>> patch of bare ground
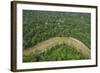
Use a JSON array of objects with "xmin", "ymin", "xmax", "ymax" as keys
[{"xmin": 24, "ymin": 37, "xmax": 90, "ymax": 58}]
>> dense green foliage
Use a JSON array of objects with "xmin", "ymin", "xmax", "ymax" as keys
[
  {"xmin": 23, "ymin": 10, "xmax": 91, "ymax": 49},
  {"xmin": 23, "ymin": 44, "xmax": 89, "ymax": 62}
]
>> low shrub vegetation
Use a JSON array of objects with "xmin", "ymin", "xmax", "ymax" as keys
[{"xmin": 23, "ymin": 44, "xmax": 89, "ymax": 62}]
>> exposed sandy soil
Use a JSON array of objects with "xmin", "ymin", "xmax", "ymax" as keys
[{"xmin": 24, "ymin": 37, "xmax": 90, "ymax": 58}]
